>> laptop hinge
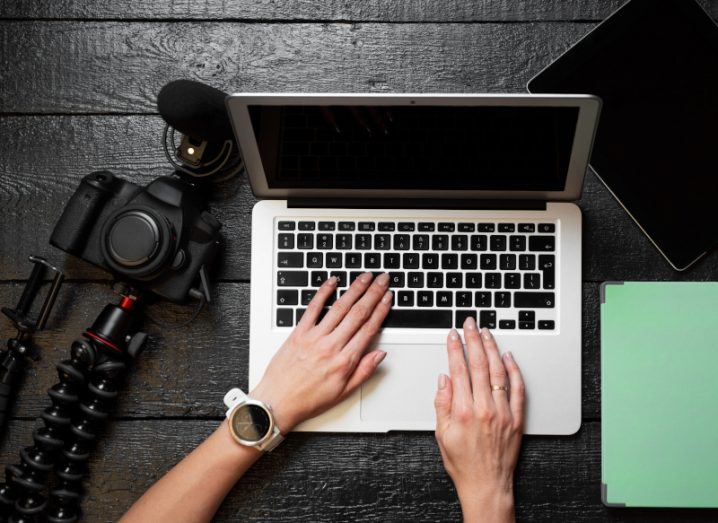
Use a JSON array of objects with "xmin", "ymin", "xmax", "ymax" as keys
[{"xmin": 287, "ymin": 198, "xmax": 547, "ymax": 211}]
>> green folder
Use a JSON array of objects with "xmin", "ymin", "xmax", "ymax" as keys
[{"xmin": 601, "ymin": 282, "xmax": 718, "ymax": 508}]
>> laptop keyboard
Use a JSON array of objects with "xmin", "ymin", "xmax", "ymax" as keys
[{"xmin": 274, "ymin": 219, "xmax": 557, "ymax": 331}]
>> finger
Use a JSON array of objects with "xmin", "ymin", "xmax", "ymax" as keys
[
  {"xmin": 503, "ymin": 351, "xmax": 526, "ymax": 429},
  {"xmin": 330, "ymin": 273, "xmax": 390, "ymax": 345},
  {"xmin": 434, "ymin": 374, "xmax": 453, "ymax": 433},
  {"xmin": 341, "ymin": 350, "xmax": 387, "ymax": 398},
  {"xmin": 480, "ymin": 328, "xmax": 510, "ymax": 411},
  {"xmin": 295, "ymin": 276, "xmax": 338, "ymax": 331},
  {"xmin": 446, "ymin": 329, "xmax": 472, "ymax": 415},
  {"xmin": 342, "ymin": 290, "xmax": 393, "ymax": 357},
  {"xmin": 316, "ymin": 272, "xmax": 374, "ymax": 334},
  {"xmin": 462, "ymin": 316, "xmax": 491, "ymax": 406}
]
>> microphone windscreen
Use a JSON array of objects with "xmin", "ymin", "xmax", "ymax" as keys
[{"xmin": 157, "ymin": 80, "xmax": 234, "ymax": 143}]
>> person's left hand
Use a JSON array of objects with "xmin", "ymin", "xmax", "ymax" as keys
[{"xmin": 250, "ymin": 272, "xmax": 393, "ymax": 432}]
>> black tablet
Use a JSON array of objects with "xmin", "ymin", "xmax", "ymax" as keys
[{"xmin": 529, "ymin": 0, "xmax": 718, "ymax": 271}]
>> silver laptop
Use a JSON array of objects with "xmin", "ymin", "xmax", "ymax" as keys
[{"xmin": 227, "ymin": 94, "xmax": 601, "ymax": 435}]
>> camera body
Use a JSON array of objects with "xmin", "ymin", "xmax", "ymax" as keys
[{"xmin": 50, "ymin": 171, "xmax": 221, "ymax": 303}]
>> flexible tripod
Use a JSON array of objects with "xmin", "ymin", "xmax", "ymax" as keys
[{"xmin": 0, "ymin": 289, "xmax": 148, "ymax": 522}]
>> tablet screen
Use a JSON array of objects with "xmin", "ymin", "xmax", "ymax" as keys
[{"xmin": 529, "ymin": 0, "xmax": 718, "ymax": 270}]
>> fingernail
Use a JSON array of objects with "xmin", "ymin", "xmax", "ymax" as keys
[
  {"xmin": 481, "ymin": 327, "xmax": 492, "ymax": 340},
  {"xmin": 449, "ymin": 329, "xmax": 459, "ymax": 341},
  {"xmin": 360, "ymin": 272, "xmax": 373, "ymax": 284},
  {"xmin": 326, "ymin": 276, "xmax": 337, "ymax": 286},
  {"xmin": 375, "ymin": 350, "xmax": 387, "ymax": 364},
  {"xmin": 464, "ymin": 316, "xmax": 476, "ymax": 330},
  {"xmin": 504, "ymin": 351, "xmax": 514, "ymax": 363},
  {"xmin": 377, "ymin": 272, "xmax": 390, "ymax": 286},
  {"xmin": 438, "ymin": 374, "xmax": 447, "ymax": 390},
  {"xmin": 381, "ymin": 290, "xmax": 393, "ymax": 304}
]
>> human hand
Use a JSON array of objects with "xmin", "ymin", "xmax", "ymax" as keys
[
  {"xmin": 251, "ymin": 272, "xmax": 392, "ymax": 433},
  {"xmin": 434, "ymin": 317, "xmax": 525, "ymax": 523}
]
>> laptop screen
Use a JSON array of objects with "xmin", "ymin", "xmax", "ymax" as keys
[{"xmin": 247, "ymin": 105, "xmax": 579, "ymax": 191}]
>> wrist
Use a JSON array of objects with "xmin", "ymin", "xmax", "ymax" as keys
[
  {"xmin": 248, "ymin": 383, "xmax": 301, "ymax": 433},
  {"xmin": 456, "ymin": 483, "xmax": 515, "ymax": 523}
]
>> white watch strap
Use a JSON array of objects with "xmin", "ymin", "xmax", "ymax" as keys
[{"xmin": 223, "ymin": 387, "xmax": 248, "ymax": 418}]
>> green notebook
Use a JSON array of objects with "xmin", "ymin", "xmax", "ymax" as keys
[{"xmin": 601, "ymin": 282, "xmax": 718, "ymax": 508}]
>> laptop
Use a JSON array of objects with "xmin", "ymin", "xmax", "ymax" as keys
[{"xmin": 226, "ymin": 94, "xmax": 601, "ymax": 435}]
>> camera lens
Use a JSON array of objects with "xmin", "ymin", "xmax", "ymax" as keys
[{"xmin": 106, "ymin": 211, "xmax": 161, "ymax": 267}]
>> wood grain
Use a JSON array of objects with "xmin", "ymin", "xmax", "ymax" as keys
[{"xmin": 1, "ymin": 115, "xmax": 717, "ymax": 282}]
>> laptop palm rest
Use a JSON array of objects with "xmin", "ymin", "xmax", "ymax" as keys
[{"xmin": 360, "ymin": 345, "xmax": 448, "ymax": 427}]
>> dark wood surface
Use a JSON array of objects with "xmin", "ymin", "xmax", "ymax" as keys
[{"xmin": 1, "ymin": 1, "xmax": 717, "ymax": 521}]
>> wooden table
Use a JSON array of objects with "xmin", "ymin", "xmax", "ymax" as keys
[{"xmin": 1, "ymin": 1, "xmax": 717, "ymax": 520}]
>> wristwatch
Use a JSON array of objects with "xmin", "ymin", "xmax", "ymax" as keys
[{"xmin": 223, "ymin": 388, "xmax": 284, "ymax": 452}]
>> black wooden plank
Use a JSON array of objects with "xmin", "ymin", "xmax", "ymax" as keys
[
  {"xmin": 2, "ymin": 0, "xmax": 717, "ymax": 22},
  {"xmin": 1, "ymin": 115, "xmax": 717, "ymax": 282},
  {"xmin": 0, "ymin": 281, "xmax": 601, "ymax": 420},
  {"xmin": 1, "ymin": 419, "xmax": 716, "ymax": 522},
  {"xmin": 0, "ymin": 22, "xmax": 596, "ymax": 114}
]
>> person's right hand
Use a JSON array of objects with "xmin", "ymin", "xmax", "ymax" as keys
[{"xmin": 434, "ymin": 317, "xmax": 525, "ymax": 523}]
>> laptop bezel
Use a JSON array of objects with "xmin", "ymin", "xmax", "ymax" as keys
[{"xmin": 226, "ymin": 93, "xmax": 601, "ymax": 201}]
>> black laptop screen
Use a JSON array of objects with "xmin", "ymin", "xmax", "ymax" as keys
[{"xmin": 248, "ymin": 105, "xmax": 579, "ymax": 191}]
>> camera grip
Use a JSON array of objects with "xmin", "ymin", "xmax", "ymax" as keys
[{"xmin": 50, "ymin": 171, "xmax": 115, "ymax": 254}]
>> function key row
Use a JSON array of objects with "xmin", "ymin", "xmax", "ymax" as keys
[{"xmin": 278, "ymin": 220, "xmax": 556, "ymax": 233}]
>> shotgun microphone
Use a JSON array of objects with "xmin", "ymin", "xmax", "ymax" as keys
[{"xmin": 157, "ymin": 79, "xmax": 243, "ymax": 182}]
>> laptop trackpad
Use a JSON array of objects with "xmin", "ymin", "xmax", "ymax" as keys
[{"xmin": 360, "ymin": 345, "xmax": 448, "ymax": 427}]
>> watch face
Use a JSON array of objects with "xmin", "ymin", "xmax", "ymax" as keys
[{"xmin": 231, "ymin": 403, "xmax": 271, "ymax": 443}]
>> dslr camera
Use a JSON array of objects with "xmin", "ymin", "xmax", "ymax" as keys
[{"xmin": 50, "ymin": 171, "xmax": 221, "ymax": 303}]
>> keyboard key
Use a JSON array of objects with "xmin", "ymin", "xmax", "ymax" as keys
[
  {"xmin": 278, "ymin": 271, "xmax": 308, "ymax": 287},
  {"xmin": 458, "ymin": 223, "xmax": 475, "ymax": 232},
  {"xmin": 307, "ymin": 253, "xmax": 323, "ymax": 268},
  {"xmin": 384, "ymin": 253, "xmax": 400, "ymax": 269},
  {"xmin": 519, "ymin": 321, "xmax": 534, "ymax": 330},
  {"xmin": 466, "ymin": 273, "xmax": 482, "ymax": 288},
  {"xmin": 364, "ymin": 253, "xmax": 381, "ymax": 268},
  {"xmin": 498, "ymin": 223, "xmax": 515, "ymax": 233},
  {"xmin": 359, "ymin": 222, "xmax": 375, "ymax": 231},
  {"xmin": 538, "ymin": 320, "xmax": 555, "ymax": 330},
  {"xmin": 524, "ymin": 273, "xmax": 541, "ymax": 290},
  {"xmin": 389, "ymin": 272, "xmax": 405, "ymax": 288},
  {"xmin": 479, "ymin": 310, "xmax": 496, "ymax": 329},
  {"xmin": 356, "ymin": 234, "xmax": 371, "ymax": 250},
  {"xmin": 276, "ymin": 308, "xmax": 293, "ymax": 327},
  {"xmin": 408, "ymin": 272, "xmax": 424, "ymax": 288},
  {"xmin": 504, "ymin": 273, "xmax": 521, "ymax": 289},
  {"xmin": 349, "ymin": 271, "xmax": 363, "ymax": 284},
  {"xmin": 441, "ymin": 253, "xmax": 458, "ymax": 270},
  {"xmin": 338, "ymin": 221, "xmax": 355, "ymax": 231},
  {"xmin": 427, "ymin": 272, "xmax": 443, "ymax": 288},
  {"xmin": 297, "ymin": 234, "xmax": 314, "ymax": 249},
  {"xmin": 529, "ymin": 236, "xmax": 555, "ymax": 252},
  {"xmin": 436, "ymin": 292, "xmax": 453, "ymax": 307},
  {"xmin": 278, "ymin": 233, "xmax": 295, "ymax": 250},
  {"xmin": 278, "ymin": 252, "xmax": 303, "ymax": 268},
  {"xmin": 438, "ymin": 223, "xmax": 455, "ymax": 232},
  {"xmin": 475, "ymin": 292, "xmax": 492, "ymax": 307},
  {"xmin": 515, "ymin": 292, "xmax": 555, "ymax": 308},
  {"xmin": 417, "ymin": 291, "xmax": 433, "ymax": 307},
  {"xmin": 298, "ymin": 221, "xmax": 316, "ymax": 231},
  {"xmin": 384, "ymin": 309, "xmax": 451, "ymax": 328},
  {"xmin": 374, "ymin": 234, "xmax": 391, "ymax": 250},
  {"xmin": 509, "ymin": 235, "xmax": 526, "ymax": 251},
  {"xmin": 455, "ymin": 310, "xmax": 477, "ymax": 327},
  {"xmin": 403, "ymin": 253, "xmax": 420, "ymax": 269},
  {"xmin": 278, "ymin": 221, "xmax": 296, "ymax": 231},
  {"xmin": 480, "ymin": 254, "xmax": 497, "ymax": 270},
  {"xmin": 518, "ymin": 223, "xmax": 535, "ymax": 233},
  {"xmin": 490, "ymin": 235, "xmax": 507, "ymax": 251},
  {"xmin": 296, "ymin": 307, "xmax": 330, "ymax": 323},
  {"xmin": 519, "ymin": 311, "xmax": 535, "ymax": 322},
  {"xmin": 398, "ymin": 222, "xmax": 415, "ymax": 232},
  {"xmin": 519, "ymin": 254, "xmax": 536, "ymax": 271},
  {"xmin": 432, "ymin": 235, "xmax": 449, "ymax": 250},
  {"xmin": 301, "ymin": 289, "xmax": 316, "ymax": 305},
  {"xmin": 398, "ymin": 291, "xmax": 414, "ymax": 307},
  {"xmin": 336, "ymin": 234, "xmax": 352, "ymax": 250},
  {"xmin": 345, "ymin": 253, "xmax": 362, "ymax": 268},
  {"xmin": 277, "ymin": 290, "xmax": 298, "ymax": 306},
  {"xmin": 456, "ymin": 291, "xmax": 472, "ymax": 307},
  {"xmin": 539, "ymin": 254, "xmax": 555, "ymax": 289},
  {"xmin": 499, "ymin": 254, "xmax": 516, "ymax": 271},
  {"xmin": 326, "ymin": 253, "xmax": 342, "ymax": 268},
  {"xmin": 418, "ymin": 222, "xmax": 435, "ymax": 232},
  {"xmin": 461, "ymin": 254, "xmax": 478, "ymax": 270},
  {"xmin": 330, "ymin": 271, "xmax": 347, "ymax": 287},
  {"xmin": 378, "ymin": 222, "xmax": 395, "ymax": 232},
  {"xmin": 311, "ymin": 271, "xmax": 328, "ymax": 287},
  {"xmin": 318, "ymin": 221, "xmax": 335, "ymax": 231},
  {"xmin": 446, "ymin": 272, "xmax": 463, "ymax": 288},
  {"xmin": 393, "ymin": 235, "xmax": 410, "ymax": 250},
  {"xmin": 422, "ymin": 253, "xmax": 439, "ymax": 269},
  {"xmin": 451, "ymin": 235, "xmax": 468, "ymax": 251},
  {"xmin": 495, "ymin": 292, "xmax": 511, "ymax": 308},
  {"xmin": 538, "ymin": 223, "xmax": 555, "ymax": 233},
  {"xmin": 471, "ymin": 235, "xmax": 487, "ymax": 251},
  {"xmin": 499, "ymin": 319, "xmax": 516, "ymax": 329},
  {"xmin": 413, "ymin": 235, "xmax": 430, "ymax": 250},
  {"xmin": 485, "ymin": 272, "xmax": 501, "ymax": 289},
  {"xmin": 478, "ymin": 223, "xmax": 495, "ymax": 232}
]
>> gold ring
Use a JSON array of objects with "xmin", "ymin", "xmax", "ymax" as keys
[{"xmin": 491, "ymin": 385, "xmax": 508, "ymax": 391}]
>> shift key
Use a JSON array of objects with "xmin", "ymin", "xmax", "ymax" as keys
[
  {"xmin": 514, "ymin": 292, "xmax": 555, "ymax": 308},
  {"xmin": 277, "ymin": 271, "xmax": 308, "ymax": 287}
]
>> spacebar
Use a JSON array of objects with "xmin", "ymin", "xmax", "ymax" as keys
[{"xmin": 382, "ymin": 310, "xmax": 453, "ymax": 328}]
